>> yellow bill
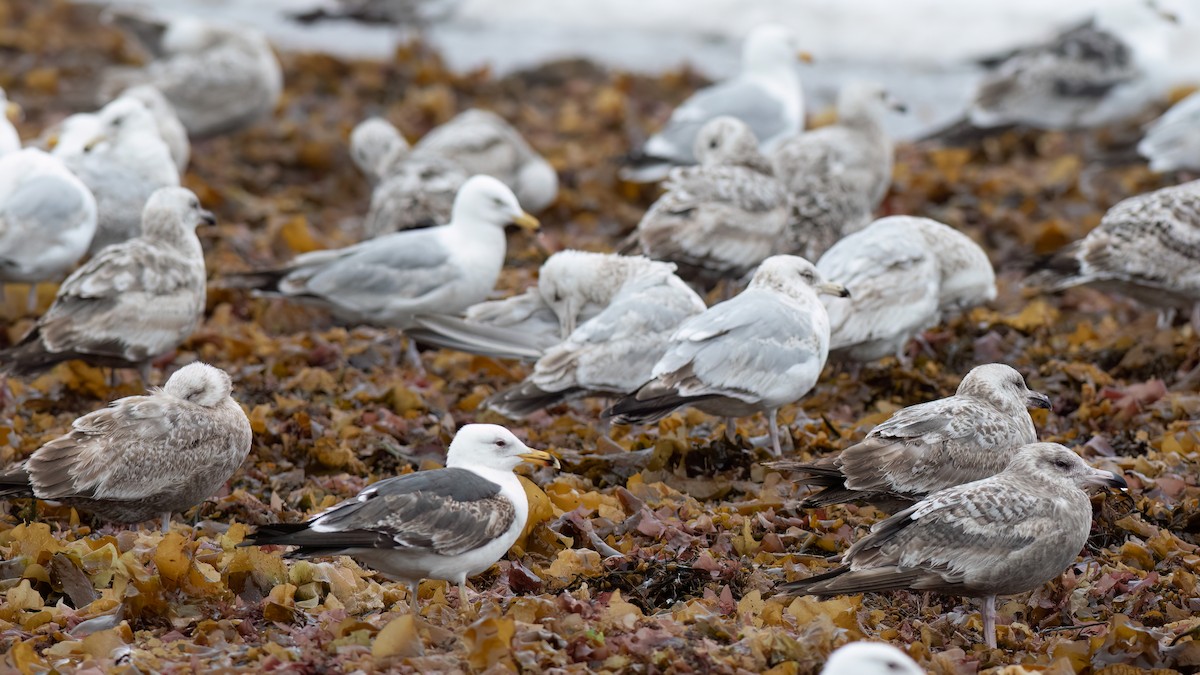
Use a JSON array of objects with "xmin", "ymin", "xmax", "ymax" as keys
[{"xmin": 519, "ymin": 449, "xmax": 560, "ymax": 469}]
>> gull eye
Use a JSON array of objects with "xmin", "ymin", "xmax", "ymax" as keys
[
  {"xmin": 1052, "ymin": 458, "xmax": 1071, "ymax": 470},
  {"xmin": 708, "ymin": 138, "xmax": 719, "ymax": 149},
  {"xmin": 495, "ymin": 439, "xmax": 507, "ymax": 447}
]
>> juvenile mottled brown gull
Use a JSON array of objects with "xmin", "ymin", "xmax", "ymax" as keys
[
  {"xmin": 770, "ymin": 363, "xmax": 1050, "ymax": 509},
  {"xmin": 821, "ymin": 643, "xmax": 924, "ymax": 675},
  {"xmin": 621, "ymin": 24, "xmax": 806, "ymax": 183},
  {"xmin": 635, "ymin": 116, "xmax": 788, "ymax": 284},
  {"xmin": 779, "ymin": 442, "xmax": 1127, "ymax": 649},
  {"xmin": 771, "ymin": 81, "xmax": 904, "ymax": 259},
  {"xmin": 1139, "ymin": 91, "xmax": 1200, "ymax": 173},
  {"xmin": 0, "ymin": 187, "xmax": 211, "ymax": 380},
  {"xmin": 244, "ymin": 424, "xmax": 559, "ymax": 613},
  {"xmin": 817, "ymin": 216, "xmax": 995, "ymax": 362},
  {"xmin": 604, "ymin": 255, "xmax": 847, "ymax": 456},
  {"xmin": 1028, "ymin": 179, "xmax": 1200, "ymax": 327},
  {"xmin": 99, "ymin": 13, "xmax": 283, "ymax": 137},
  {"xmin": 0, "ymin": 362, "xmax": 251, "ymax": 532}
]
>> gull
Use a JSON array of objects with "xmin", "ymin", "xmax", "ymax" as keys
[
  {"xmin": 53, "ymin": 97, "xmax": 180, "ymax": 254},
  {"xmin": 1027, "ymin": 178, "xmax": 1200, "ymax": 327},
  {"xmin": 634, "ymin": 116, "xmax": 789, "ymax": 285},
  {"xmin": 244, "ymin": 424, "xmax": 559, "ymax": 613},
  {"xmin": 604, "ymin": 255, "xmax": 847, "ymax": 456},
  {"xmin": 1138, "ymin": 91, "xmax": 1200, "ymax": 173},
  {"xmin": 115, "ymin": 85, "xmax": 191, "ymax": 173},
  {"xmin": 770, "ymin": 363, "xmax": 1051, "ymax": 509},
  {"xmin": 100, "ymin": 12, "xmax": 283, "ymax": 137},
  {"xmin": 0, "ymin": 148, "xmax": 98, "ymax": 309},
  {"xmin": 817, "ymin": 216, "xmax": 995, "ymax": 362},
  {"xmin": 821, "ymin": 643, "xmax": 924, "ymax": 675},
  {"xmin": 621, "ymin": 24, "xmax": 806, "ymax": 183},
  {"xmin": 778, "ymin": 443, "xmax": 1128, "ymax": 649},
  {"xmin": 0, "ymin": 362, "xmax": 251, "ymax": 532},
  {"xmin": 771, "ymin": 81, "xmax": 904, "ymax": 259},
  {"xmin": 0, "ymin": 88, "xmax": 20, "ymax": 156},
  {"xmin": 0, "ymin": 187, "xmax": 211, "ymax": 380}
]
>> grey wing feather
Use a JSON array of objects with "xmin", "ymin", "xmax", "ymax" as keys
[{"xmin": 651, "ymin": 79, "xmax": 789, "ymax": 163}]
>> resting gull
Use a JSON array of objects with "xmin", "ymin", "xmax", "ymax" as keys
[
  {"xmin": 485, "ymin": 254, "xmax": 706, "ymax": 418},
  {"xmin": 0, "ymin": 187, "xmax": 211, "ymax": 380},
  {"xmin": 634, "ymin": 116, "xmax": 788, "ymax": 285},
  {"xmin": 0, "ymin": 88, "xmax": 19, "ymax": 156},
  {"xmin": 771, "ymin": 81, "xmax": 904, "ymax": 259},
  {"xmin": 0, "ymin": 149, "xmax": 98, "ymax": 307},
  {"xmin": 115, "ymin": 85, "xmax": 191, "ymax": 173},
  {"xmin": 821, "ymin": 643, "xmax": 924, "ymax": 675},
  {"xmin": 817, "ymin": 216, "xmax": 995, "ymax": 362},
  {"xmin": 621, "ymin": 24, "xmax": 805, "ymax": 183},
  {"xmin": 770, "ymin": 363, "xmax": 1051, "ymax": 509},
  {"xmin": 244, "ymin": 423, "xmax": 559, "ymax": 613},
  {"xmin": 0, "ymin": 362, "xmax": 251, "ymax": 532},
  {"xmin": 100, "ymin": 12, "xmax": 283, "ymax": 137},
  {"xmin": 1027, "ymin": 179, "xmax": 1200, "ymax": 327},
  {"xmin": 779, "ymin": 442, "xmax": 1127, "ymax": 649},
  {"xmin": 53, "ymin": 97, "xmax": 180, "ymax": 254},
  {"xmin": 604, "ymin": 255, "xmax": 846, "ymax": 456},
  {"xmin": 1138, "ymin": 91, "xmax": 1200, "ymax": 173}
]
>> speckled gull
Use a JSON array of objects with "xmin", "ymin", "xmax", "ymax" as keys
[
  {"xmin": 769, "ymin": 364, "xmax": 1051, "ymax": 509},
  {"xmin": 1138, "ymin": 91, "xmax": 1200, "ymax": 173},
  {"xmin": 485, "ymin": 254, "xmax": 706, "ymax": 418},
  {"xmin": 1027, "ymin": 179, "xmax": 1200, "ymax": 327},
  {"xmin": 244, "ymin": 424, "xmax": 559, "ymax": 613},
  {"xmin": 53, "ymin": 97, "xmax": 180, "ymax": 254},
  {"xmin": 821, "ymin": 643, "xmax": 924, "ymax": 675},
  {"xmin": 604, "ymin": 255, "xmax": 846, "ymax": 456},
  {"xmin": 779, "ymin": 442, "xmax": 1127, "ymax": 649},
  {"xmin": 100, "ymin": 12, "xmax": 283, "ymax": 137},
  {"xmin": 0, "ymin": 88, "xmax": 20, "ymax": 156},
  {"xmin": 0, "ymin": 149, "xmax": 98, "ymax": 306},
  {"xmin": 0, "ymin": 187, "xmax": 211, "ymax": 381},
  {"xmin": 634, "ymin": 116, "xmax": 789, "ymax": 284},
  {"xmin": 771, "ymin": 81, "xmax": 903, "ymax": 260},
  {"xmin": 817, "ymin": 216, "xmax": 996, "ymax": 362},
  {"xmin": 229, "ymin": 176, "xmax": 539, "ymax": 330},
  {"xmin": 0, "ymin": 362, "xmax": 251, "ymax": 533},
  {"xmin": 621, "ymin": 24, "xmax": 806, "ymax": 183}
]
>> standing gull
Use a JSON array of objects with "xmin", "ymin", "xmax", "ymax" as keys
[
  {"xmin": 821, "ymin": 643, "xmax": 924, "ymax": 675},
  {"xmin": 244, "ymin": 424, "xmax": 559, "ymax": 613},
  {"xmin": 817, "ymin": 216, "xmax": 995, "ymax": 362},
  {"xmin": 0, "ymin": 187, "xmax": 211, "ymax": 380},
  {"xmin": 1138, "ymin": 91, "xmax": 1200, "ymax": 173},
  {"xmin": 771, "ymin": 81, "xmax": 904, "ymax": 259},
  {"xmin": 621, "ymin": 24, "xmax": 806, "ymax": 183},
  {"xmin": 100, "ymin": 13, "xmax": 283, "ymax": 137},
  {"xmin": 604, "ymin": 255, "xmax": 847, "ymax": 456},
  {"xmin": 1027, "ymin": 179, "xmax": 1200, "ymax": 327},
  {"xmin": 53, "ymin": 97, "xmax": 180, "ymax": 254},
  {"xmin": 779, "ymin": 443, "xmax": 1128, "ymax": 649},
  {"xmin": 770, "ymin": 363, "xmax": 1051, "ymax": 509},
  {"xmin": 634, "ymin": 116, "xmax": 789, "ymax": 285},
  {"xmin": 0, "ymin": 362, "xmax": 251, "ymax": 532}
]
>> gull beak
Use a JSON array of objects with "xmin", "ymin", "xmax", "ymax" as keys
[
  {"xmin": 510, "ymin": 211, "xmax": 540, "ymax": 231},
  {"xmin": 818, "ymin": 281, "xmax": 850, "ymax": 298},
  {"xmin": 1026, "ymin": 391, "xmax": 1052, "ymax": 409},
  {"xmin": 1085, "ymin": 467, "xmax": 1129, "ymax": 490},
  {"xmin": 199, "ymin": 209, "xmax": 217, "ymax": 226},
  {"xmin": 83, "ymin": 132, "xmax": 108, "ymax": 153},
  {"xmin": 519, "ymin": 449, "xmax": 560, "ymax": 469},
  {"xmin": 4, "ymin": 101, "xmax": 22, "ymax": 123},
  {"xmin": 797, "ymin": 50, "xmax": 814, "ymax": 64},
  {"xmin": 561, "ymin": 297, "xmax": 578, "ymax": 338}
]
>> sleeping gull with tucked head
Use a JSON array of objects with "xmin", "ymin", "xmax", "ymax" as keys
[
  {"xmin": 0, "ymin": 362, "xmax": 252, "ymax": 532},
  {"xmin": 779, "ymin": 442, "xmax": 1127, "ymax": 649},
  {"xmin": 821, "ymin": 643, "xmax": 924, "ymax": 675},
  {"xmin": 244, "ymin": 424, "xmax": 559, "ymax": 613},
  {"xmin": 770, "ymin": 363, "xmax": 1051, "ymax": 509},
  {"xmin": 604, "ymin": 255, "xmax": 846, "ymax": 456},
  {"xmin": 621, "ymin": 24, "xmax": 806, "ymax": 183},
  {"xmin": 0, "ymin": 187, "xmax": 210, "ymax": 381}
]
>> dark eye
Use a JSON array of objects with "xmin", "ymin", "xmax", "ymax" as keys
[
  {"xmin": 493, "ymin": 198, "xmax": 504, "ymax": 207},
  {"xmin": 708, "ymin": 138, "xmax": 719, "ymax": 149},
  {"xmin": 553, "ymin": 292, "xmax": 563, "ymax": 302},
  {"xmin": 190, "ymin": 200, "xmax": 199, "ymax": 209},
  {"xmin": 112, "ymin": 116, "xmax": 124, "ymax": 127},
  {"xmin": 1053, "ymin": 459, "xmax": 1071, "ymax": 470},
  {"xmin": 495, "ymin": 439, "xmax": 507, "ymax": 447},
  {"xmin": 886, "ymin": 663, "xmax": 903, "ymax": 672}
]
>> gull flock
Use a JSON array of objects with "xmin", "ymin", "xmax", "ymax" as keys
[{"xmin": 1, "ymin": 5, "xmax": 1198, "ymax": 670}]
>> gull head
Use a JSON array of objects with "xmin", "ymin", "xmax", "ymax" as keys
[
  {"xmin": 693, "ymin": 116, "xmax": 761, "ymax": 166},
  {"xmin": 451, "ymin": 175, "xmax": 539, "ymax": 231},
  {"xmin": 751, "ymin": 255, "xmax": 849, "ymax": 299},
  {"xmin": 118, "ymin": 85, "xmax": 178, "ymax": 122},
  {"xmin": 162, "ymin": 16, "xmax": 222, "ymax": 53},
  {"xmin": 141, "ymin": 186, "xmax": 216, "ymax": 239},
  {"xmin": 956, "ymin": 363, "xmax": 1051, "ymax": 414},
  {"xmin": 742, "ymin": 24, "xmax": 803, "ymax": 73},
  {"xmin": 81, "ymin": 98, "xmax": 159, "ymax": 152},
  {"xmin": 163, "ymin": 362, "xmax": 233, "ymax": 408},
  {"xmin": 1007, "ymin": 443, "xmax": 1128, "ymax": 491},
  {"xmin": 838, "ymin": 81, "xmax": 907, "ymax": 122},
  {"xmin": 821, "ymin": 642, "xmax": 924, "ymax": 675},
  {"xmin": 350, "ymin": 117, "xmax": 409, "ymax": 180},
  {"xmin": 445, "ymin": 424, "xmax": 560, "ymax": 472},
  {"xmin": 537, "ymin": 251, "xmax": 651, "ymax": 336}
]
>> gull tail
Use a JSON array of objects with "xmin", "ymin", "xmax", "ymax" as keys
[
  {"xmin": 777, "ymin": 566, "xmax": 928, "ymax": 597},
  {"xmin": 602, "ymin": 380, "xmax": 718, "ymax": 425},
  {"xmin": 406, "ymin": 315, "xmax": 556, "ymax": 361},
  {"xmin": 1023, "ymin": 242, "xmax": 1089, "ymax": 293},
  {"xmin": 764, "ymin": 459, "xmax": 859, "ymax": 507},
  {"xmin": 0, "ymin": 328, "xmax": 67, "ymax": 378},
  {"xmin": 0, "ymin": 465, "xmax": 34, "ymax": 499},
  {"xmin": 617, "ymin": 149, "xmax": 677, "ymax": 184},
  {"xmin": 485, "ymin": 382, "xmax": 585, "ymax": 419}
]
